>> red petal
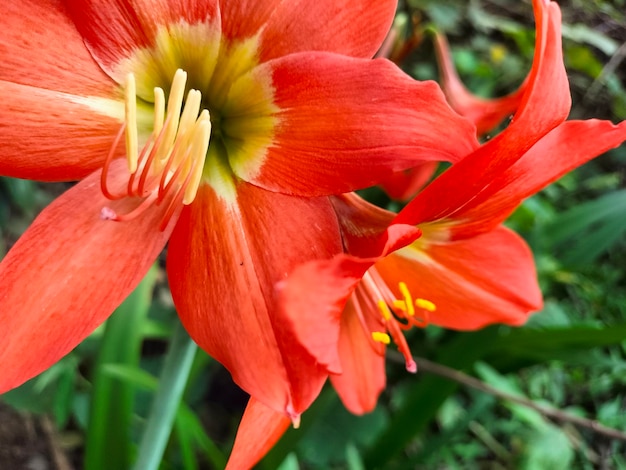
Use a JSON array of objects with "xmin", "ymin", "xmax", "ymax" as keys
[
  {"xmin": 64, "ymin": 0, "xmax": 220, "ymax": 77},
  {"xmin": 226, "ymin": 398, "xmax": 291, "ymax": 470},
  {"xmin": 0, "ymin": 81, "xmax": 123, "ymax": 181},
  {"xmin": 329, "ymin": 296, "xmax": 386, "ymax": 415},
  {"xmin": 277, "ymin": 257, "xmax": 370, "ymax": 375},
  {"xmin": 330, "ymin": 193, "xmax": 422, "ymax": 258},
  {"xmin": 395, "ymin": 0, "xmax": 569, "ymax": 226},
  {"xmin": 254, "ymin": 0, "xmax": 396, "ymax": 62},
  {"xmin": 448, "ymin": 120, "xmax": 626, "ymax": 239},
  {"xmin": 1, "ymin": 0, "xmax": 115, "ymax": 96},
  {"xmin": 433, "ymin": 32, "xmax": 526, "ymax": 137},
  {"xmin": 167, "ymin": 182, "xmax": 341, "ymax": 415},
  {"xmin": 377, "ymin": 226, "xmax": 542, "ymax": 330},
  {"xmin": 245, "ymin": 54, "xmax": 478, "ymax": 196},
  {"xmin": 378, "ymin": 162, "xmax": 438, "ymax": 201},
  {"xmin": 0, "ymin": 161, "xmax": 173, "ymax": 393},
  {"xmin": 279, "ymin": 221, "xmax": 421, "ymax": 374}
]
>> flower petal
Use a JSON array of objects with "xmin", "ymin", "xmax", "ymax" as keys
[
  {"xmin": 241, "ymin": 53, "xmax": 478, "ymax": 196},
  {"xmin": 1, "ymin": 0, "xmax": 115, "ymax": 96},
  {"xmin": 378, "ymin": 226, "xmax": 542, "ymax": 330},
  {"xmin": 433, "ymin": 32, "xmax": 526, "ymax": 137},
  {"xmin": 0, "ymin": 81, "xmax": 123, "ymax": 181},
  {"xmin": 395, "ymin": 0, "xmax": 569, "ymax": 226},
  {"xmin": 277, "ymin": 257, "xmax": 369, "ymax": 375},
  {"xmin": 64, "ymin": 0, "xmax": 220, "ymax": 77},
  {"xmin": 329, "ymin": 296, "xmax": 386, "ymax": 415},
  {"xmin": 448, "ymin": 119, "xmax": 626, "ymax": 239},
  {"xmin": 226, "ymin": 398, "xmax": 291, "ymax": 470},
  {"xmin": 254, "ymin": 0, "xmax": 397, "ymax": 61},
  {"xmin": 279, "ymin": 221, "xmax": 421, "ymax": 373},
  {"xmin": 378, "ymin": 162, "xmax": 439, "ymax": 201},
  {"xmin": 167, "ymin": 182, "xmax": 341, "ymax": 415},
  {"xmin": 0, "ymin": 161, "xmax": 174, "ymax": 394}
]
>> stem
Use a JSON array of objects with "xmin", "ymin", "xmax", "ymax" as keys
[
  {"xmin": 133, "ymin": 319, "xmax": 198, "ymax": 470},
  {"xmin": 388, "ymin": 351, "xmax": 626, "ymax": 442}
]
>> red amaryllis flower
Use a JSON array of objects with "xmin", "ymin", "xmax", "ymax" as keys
[
  {"xmin": 279, "ymin": 0, "xmax": 626, "ymax": 415},
  {"xmin": 223, "ymin": 2, "xmax": 626, "ymax": 460},
  {"xmin": 0, "ymin": 0, "xmax": 479, "ymax": 420}
]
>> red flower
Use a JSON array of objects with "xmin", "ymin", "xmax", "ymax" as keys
[
  {"xmin": 223, "ymin": 3, "xmax": 626, "ymax": 460},
  {"xmin": 0, "ymin": 0, "xmax": 479, "ymax": 422},
  {"xmin": 282, "ymin": 0, "xmax": 626, "ymax": 415}
]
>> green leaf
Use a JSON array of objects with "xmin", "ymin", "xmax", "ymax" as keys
[
  {"xmin": 132, "ymin": 320, "xmax": 198, "ymax": 470},
  {"xmin": 541, "ymin": 190, "xmax": 626, "ymax": 266},
  {"xmin": 364, "ymin": 327, "xmax": 500, "ymax": 468},
  {"xmin": 518, "ymin": 425, "xmax": 574, "ymax": 470},
  {"xmin": 561, "ymin": 23, "xmax": 619, "ymax": 56},
  {"xmin": 345, "ymin": 442, "xmax": 366, "ymax": 470},
  {"xmin": 493, "ymin": 324, "xmax": 626, "ymax": 362},
  {"xmin": 276, "ymin": 453, "xmax": 300, "ymax": 470},
  {"xmin": 102, "ymin": 363, "xmax": 227, "ymax": 469},
  {"xmin": 84, "ymin": 266, "xmax": 157, "ymax": 470}
]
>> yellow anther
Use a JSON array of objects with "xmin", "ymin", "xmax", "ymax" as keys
[
  {"xmin": 156, "ymin": 69, "xmax": 187, "ymax": 163},
  {"xmin": 392, "ymin": 299, "xmax": 407, "ymax": 312},
  {"xmin": 371, "ymin": 332, "xmax": 391, "ymax": 344},
  {"xmin": 377, "ymin": 300, "xmax": 392, "ymax": 321},
  {"xmin": 398, "ymin": 282, "xmax": 415, "ymax": 317},
  {"xmin": 183, "ymin": 111, "xmax": 211, "ymax": 204},
  {"xmin": 124, "ymin": 73, "xmax": 138, "ymax": 173},
  {"xmin": 153, "ymin": 87, "xmax": 165, "ymax": 136},
  {"xmin": 178, "ymin": 89, "xmax": 202, "ymax": 138},
  {"xmin": 416, "ymin": 298, "xmax": 436, "ymax": 312}
]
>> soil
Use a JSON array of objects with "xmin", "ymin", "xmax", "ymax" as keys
[{"xmin": 0, "ymin": 402, "xmax": 72, "ymax": 470}]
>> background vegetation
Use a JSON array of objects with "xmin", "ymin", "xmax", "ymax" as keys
[{"xmin": 1, "ymin": 0, "xmax": 625, "ymax": 468}]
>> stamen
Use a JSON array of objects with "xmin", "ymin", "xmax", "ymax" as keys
[
  {"xmin": 124, "ymin": 73, "xmax": 139, "ymax": 173},
  {"xmin": 371, "ymin": 332, "xmax": 391, "ymax": 344},
  {"xmin": 101, "ymin": 68, "xmax": 211, "ymax": 229},
  {"xmin": 105, "ymin": 193, "xmax": 158, "ymax": 222},
  {"xmin": 377, "ymin": 300, "xmax": 392, "ymax": 321},
  {"xmin": 416, "ymin": 298, "xmax": 436, "ymax": 312},
  {"xmin": 177, "ymin": 89, "xmax": 202, "ymax": 140},
  {"xmin": 183, "ymin": 112, "xmax": 211, "ymax": 204},
  {"xmin": 153, "ymin": 87, "xmax": 165, "ymax": 136},
  {"xmin": 155, "ymin": 69, "xmax": 188, "ymax": 164},
  {"xmin": 101, "ymin": 124, "xmax": 128, "ymax": 200},
  {"xmin": 398, "ymin": 282, "xmax": 415, "ymax": 317},
  {"xmin": 365, "ymin": 271, "xmax": 429, "ymax": 373}
]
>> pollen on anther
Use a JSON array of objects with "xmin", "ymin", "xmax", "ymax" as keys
[
  {"xmin": 182, "ymin": 113, "xmax": 211, "ymax": 204},
  {"xmin": 398, "ymin": 282, "xmax": 415, "ymax": 317},
  {"xmin": 371, "ymin": 331, "xmax": 391, "ymax": 344},
  {"xmin": 156, "ymin": 69, "xmax": 188, "ymax": 163},
  {"xmin": 377, "ymin": 300, "xmax": 392, "ymax": 321},
  {"xmin": 416, "ymin": 298, "xmax": 436, "ymax": 312},
  {"xmin": 124, "ymin": 73, "xmax": 139, "ymax": 173}
]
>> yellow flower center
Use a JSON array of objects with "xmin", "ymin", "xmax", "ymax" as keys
[{"xmin": 98, "ymin": 21, "xmax": 279, "ymax": 228}]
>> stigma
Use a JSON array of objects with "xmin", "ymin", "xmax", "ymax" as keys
[
  {"xmin": 361, "ymin": 270, "xmax": 436, "ymax": 373},
  {"xmin": 101, "ymin": 69, "xmax": 211, "ymax": 229}
]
